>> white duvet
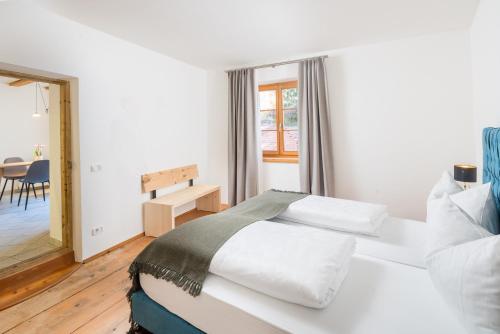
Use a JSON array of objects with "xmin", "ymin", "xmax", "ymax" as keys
[
  {"xmin": 278, "ymin": 195, "xmax": 388, "ymax": 236},
  {"xmin": 209, "ymin": 220, "xmax": 356, "ymax": 309}
]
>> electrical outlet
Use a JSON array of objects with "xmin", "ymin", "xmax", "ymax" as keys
[
  {"xmin": 91, "ymin": 226, "xmax": 104, "ymax": 236},
  {"xmin": 90, "ymin": 164, "xmax": 102, "ymax": 173}
]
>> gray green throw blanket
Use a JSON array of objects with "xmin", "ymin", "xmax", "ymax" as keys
[{"xmin": 127, "ymin": 189, "xmax": 307, "ymax": 303}]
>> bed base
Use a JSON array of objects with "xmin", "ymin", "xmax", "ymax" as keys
[{"xmin": 131, "ymin": 290, "xmax": 204, "ymax": 334}]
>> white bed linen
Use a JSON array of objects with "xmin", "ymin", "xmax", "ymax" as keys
[
  {"xmin": 209, "ymin": 220, "xmax": 356, "ymax": 308},
  {"xmin": 275, "ymin": 216, "xmax": 427, "ymax": 268},
  {"xmin": 278, "ymin": 195, "xmax": 387, "ymax": 236},
  {"xmin": 337, "ymin": 217, "xmax": 427, "ymax": 268},
  {"xmin": 140, "ymin": 254, "xmax": 466, "ymax": 334}
]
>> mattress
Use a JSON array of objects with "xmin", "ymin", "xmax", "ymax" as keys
[
  {"xmin": 350, "ymin": 216, "xmax": 427, "ymax": 268},
  {"xmin": 140, "ymin": 254, "xmax": 465, "ymax": 334},
  {"xmin": 276, "ymin": 216, "xmax": 428, "ymax": 268}
]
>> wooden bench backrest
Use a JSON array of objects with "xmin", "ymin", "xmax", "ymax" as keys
[{"xmin": 141, "ymin": 164, "xmax": 198, "ymax": 193}]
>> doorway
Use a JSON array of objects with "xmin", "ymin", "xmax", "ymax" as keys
[{"xmin": 0, "ymin": 69, "xmax": 74, "ymax": 308}]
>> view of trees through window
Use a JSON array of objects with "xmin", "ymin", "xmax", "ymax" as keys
[{"xmin": 259, "ymin": 81, "xmax": 298, "ymax": 159}]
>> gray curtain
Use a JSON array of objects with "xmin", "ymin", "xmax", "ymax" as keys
[
  {"xmin": 228, "ymin": 68, "xmax": 259, "ymax": 206},
  {"xmin": 298, "ymin": 58, "xmax": 335, "ymax": 196}
]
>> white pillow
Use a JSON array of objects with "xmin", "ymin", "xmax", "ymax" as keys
[
  {"xmin": 450, "ymin": 183, "xmax": 500, "ymax": 235},
  {"xmin": 426, "ymin": 195, "xmax": 500, "ymax": 333},
  {"xmin": 427, "ymin": 235, "xmax": 500, "ymax": 333},
  {"xmin": 427, "ymin": 171, "xmax": 499, "ymax": 235},
  {"xmin": 426, "ymin": 194, "xmax": 492, "ymax": 256},
  {"xmin": 427, "ymin": 171, "xmax": 462, "ymax": 203}
]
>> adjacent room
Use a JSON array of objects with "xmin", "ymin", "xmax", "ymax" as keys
[
  {"xmin": 0, "ymin": 0, "xmax": 499, "ymax": 334},
  {"xmin": 0, "ymin": 75, "xmax": 64, "ymax": 271}
]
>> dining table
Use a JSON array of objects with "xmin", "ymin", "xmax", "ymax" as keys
[{"xmin": 0, "ymin": 161, "xmax": 33, "ymax": 178}]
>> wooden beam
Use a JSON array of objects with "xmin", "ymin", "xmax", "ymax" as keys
[
  {"xmin": 60, "ymin": 82, "xmax": 73, "ymax": 251},
  {"xmin": 0, "ymin": 69, "xmax": 68, "ymax": 85},
  {"xmin": 8, "ymin": 79, "xmax": 33, "ymax": 87}
]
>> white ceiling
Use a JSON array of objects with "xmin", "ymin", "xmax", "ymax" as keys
[{"xmin": 38, "ymin": 0, "xmax": 478, "ymax": 69}]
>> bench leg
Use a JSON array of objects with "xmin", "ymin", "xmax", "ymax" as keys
[
  {"xmin": 196, "ymin": 189, "xmax": 221, "ymax": 213},
  {"xmin": 143, "ymin": 203, "xmax": 175, "ymax": 237}
]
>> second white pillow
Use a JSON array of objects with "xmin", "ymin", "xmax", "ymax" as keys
[
  {"xmin": 427, "ymin": 171, "xmax": 499, "ymax": 235},
  {"xmin": 450, "ymin": 183, "xmax": 500, "ymax": 235},
  {"xmin": 426, "ymin": 194, "xmax": 492, "ymax": 256},
  {"xmin": 427, "ymin": 171, "xmax": 462, "ymax": 204}
]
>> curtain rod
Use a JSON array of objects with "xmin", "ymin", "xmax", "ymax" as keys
[{"xmin": 225, "ymin": 55, "xmax": 328, "ymax": 73}]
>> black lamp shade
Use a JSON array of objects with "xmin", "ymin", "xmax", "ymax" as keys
[{"xmin": 454, "ymin": 164, "xmax": 477, "ymax": 183}]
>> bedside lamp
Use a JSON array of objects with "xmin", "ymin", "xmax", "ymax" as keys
[{"xmin": 454, "ymin": 164, "xmax": 477, "ymax": 189}]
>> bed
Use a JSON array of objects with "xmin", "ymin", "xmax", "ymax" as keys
[
  {"xmin": 138, "ymin": 230, "xmax": 462, "ymax": 334},
  {"xmin": 129, "ymin": 128, "xmax": 500, "ymax": 334},
  {"xmin": 131, "ymin": 215, "xmax": 455, "ymax": 334}
]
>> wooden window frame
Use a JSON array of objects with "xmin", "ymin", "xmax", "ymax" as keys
[{"xmin": 259, "ymin": 80, "xmax": 298, "ymax": 163}]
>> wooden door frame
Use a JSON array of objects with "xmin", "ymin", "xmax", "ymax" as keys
[{"xmin": 0, "ymin": 69, "xmax": 73, "ymax": 251}]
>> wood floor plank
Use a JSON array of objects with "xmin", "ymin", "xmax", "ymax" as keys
[
  {"xmin": 0, "ymin": 237, "xmax": 151, "ymax": 333},
  {"xmin": 71, "ymin": 298, "xmax": 130, "ymax": 334},
  {"xmin": 6, "ymin": 268, "xmax": 130, "ymax": 334},
  {"xmin": 0, "ymin": 192, "xmax": 56, "ymax": 271},
  {"xmin": 0, "ymin": 263, "xmax": 80, "ymax": 312}
]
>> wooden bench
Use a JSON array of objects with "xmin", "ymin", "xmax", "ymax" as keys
[{"xmin": 141, "ymin": 165, "xmax": 221, "ymax": 237}]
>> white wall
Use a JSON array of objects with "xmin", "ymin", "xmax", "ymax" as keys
[
  {"xmin": 0, "ymin": 81, "xmax": 50, "ymax": 162},
  {"xmin": 0, "ymin": 2, "xmax": 209, "ymax": 260},
  {"xmin": 257, "ymin": 64, "xmax": 298, "ymax": 85},
  {"xmin": 208, "ymin": 30, "xmax": 476, "ymax": 220},
  {"xmin": 261, "ymin": 162, "xmax": 300, "ymax": 192},
  {"xmin": 206, "ymin": 70, "xmax": 229, "ymax": 202},
  {"xmin": 329, "ymin": 30, "xmax": 475, "ymax": 220},
  {"xmin": 470, "ymin": 0, "xmax": 500, "ymax": 173}
]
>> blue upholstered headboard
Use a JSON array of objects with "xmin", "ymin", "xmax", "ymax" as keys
[{"xmin": 483, "ymin": 127, "xmax": 500, "ymax": 221}]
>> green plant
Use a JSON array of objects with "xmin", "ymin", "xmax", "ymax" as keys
[{"xmin": 34, "ymin": 144, "xmax": 43, "ymax": 158}]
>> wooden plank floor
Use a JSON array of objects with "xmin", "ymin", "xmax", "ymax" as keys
[
  {"xmin": 0, "ymin": 236, "xmax": 151, "ymax": 334},
  {"xmin": 0, "ymin": 207, "xmax": 219, "ymax": 334},
  {"xmin": 0, "ymin": 193, "xmax": 57, "ymax": 270}
]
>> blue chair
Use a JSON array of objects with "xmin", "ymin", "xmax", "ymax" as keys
[
  {"xmin": 17, "ymin": 160, "xmax": 49, "ymax": 210},
  {"xmin": 0, "ymin": 157, "xmax": 28, "ymax": 203}
]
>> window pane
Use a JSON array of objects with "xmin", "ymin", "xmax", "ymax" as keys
[
  {"xmin": 261, "ymin": 130, "xmax": 277, "ymax": 151},
  {"xmin": 282, "ymin": 88, "xmax": 298, "ymax": 108},
  {"xmin": 260, "ymin": 110, "xmax": 276, "ymax": 130},
  {"xmin": 259, "ymin": 90, "xmax": 276, "ymax": 110},
  {"xmin": 283, "ymin": 108, "xmax": 297, "ymax": 130},
  {"xmin": 284, "ymin": 130, "xmax": 298, "ymax": 152}
]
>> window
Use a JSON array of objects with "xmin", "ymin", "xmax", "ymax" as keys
[{"xmin": 259, "ymin": 81, "xmax": 298, "ymax": 163}]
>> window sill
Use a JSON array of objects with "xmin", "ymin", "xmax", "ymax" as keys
[{"xmin": 263, "ymin": 157, "xmax": 299, "ymax": 164}]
